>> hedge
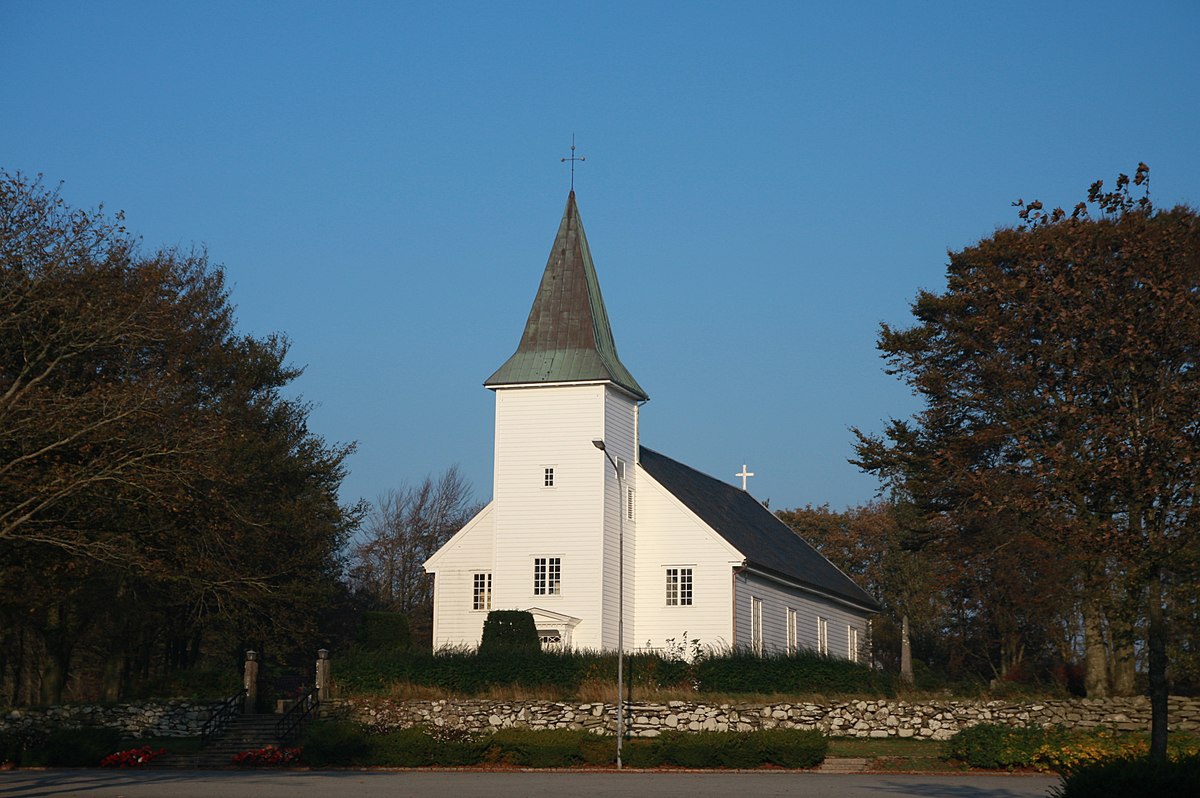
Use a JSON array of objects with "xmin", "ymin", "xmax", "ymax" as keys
[
  {"xmin": 296, "ymin": 721, "xmax": 827, "ymax": 769},
  {"xmin": 335, "ymin": 645, "xmax": 892, "ymax": 697}
]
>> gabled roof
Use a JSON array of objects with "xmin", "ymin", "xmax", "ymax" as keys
[
  {"xmin": 485, "ymin": 192, "xmax": 648, "ymax": 400},
  {"xmin": 639, "ymin": 447, "xmax": 881, "ymax": 612}
]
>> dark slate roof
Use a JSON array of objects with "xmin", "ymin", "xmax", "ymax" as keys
[
  {"xmin": 639, "ymin": 447, "xmax": 881, "ymax": 612},
  {"xmin": 485, "ymin": 192, "xmax": 648, "ymax": 400}
]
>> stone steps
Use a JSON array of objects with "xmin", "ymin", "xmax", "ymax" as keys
[
  {"xmin": 159, "ymin": 713, "xmax": 285, "ymax": 769},
  {"xmin": 815, "ymin": 757, "xmax": 870, "ymax": 773}
]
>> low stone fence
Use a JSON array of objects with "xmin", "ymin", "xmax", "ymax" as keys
[
  {"xmin": 342, "ymin": 696, "xmax": 1200, "ymax": 741},
  {"xmin": 4, "ymin": 696, "xmax": 1198, "ymax": 742},
  {"xmin": 0, "ymin": 700, "xmax": 213, "ymax": 739}
]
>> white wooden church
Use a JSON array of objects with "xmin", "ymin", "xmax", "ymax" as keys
[{"xmin": 424, "ymin": 192, "xmax": 878, "ymax": 660}]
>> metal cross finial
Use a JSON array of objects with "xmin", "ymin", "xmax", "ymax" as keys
[
  {"xmin": 736, "ymin": 464, "xmax": 755, "ymax": 491},
  {"xmin": 561, "ymin": 134, "xmax": 585, "ymax": 191}
]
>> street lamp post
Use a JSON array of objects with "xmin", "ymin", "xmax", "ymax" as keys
[{"xmin": 592, "ymin": 438, "xmax": 624, "ymax": 769}]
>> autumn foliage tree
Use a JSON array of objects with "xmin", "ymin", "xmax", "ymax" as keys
[
  {"xmin": 853, "ymin": 165, "xmax": 1200, "ymax": 760},
  {"xmin": 0, "ymin": 171, "xmax": 362, "ymax": 704}
]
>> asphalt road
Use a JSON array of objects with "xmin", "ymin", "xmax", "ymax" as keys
[{"xmin": 0, "ymin": 770, "xmax": 1061, "ymax": 798}]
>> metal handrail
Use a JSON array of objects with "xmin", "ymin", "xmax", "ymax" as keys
[
  {"xmin": 275, "ymin": 685, "xmax": 319, "ymax": 743},
  {"xmin": 201, "ymin": 687, "xmax": 248, "ymax": 744}
]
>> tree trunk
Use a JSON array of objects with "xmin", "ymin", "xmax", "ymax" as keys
[
  {"xmin": 1147, "ymin": 568, "xmax": 1169, "ymax": 762},
  {"xmin": 1082, "ymin": 598, "xmax": 1110, "ymax": 698},
  {"xmin": 1110, "ymin": 617, "xmax": 1138, "ymax": 697},
  {"xmin": 899, "ymin": 614, "xmax": 914, "ymax": 687}
]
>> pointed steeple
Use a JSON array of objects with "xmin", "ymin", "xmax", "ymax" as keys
[{"xmin": 486, "ymin": 192, "xmax": 648, "ymax": 400}]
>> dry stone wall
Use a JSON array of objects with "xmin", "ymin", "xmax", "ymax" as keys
[
  {"xmin": 0, "ymin": 700, "xmax": 212, "ymax": 739},
  {"xmin": 4, "ymin": 696, "xmax": 1199, "ymax": 742},
  {"xmin": 342, "ymin": 696, "xmax": 1200, "ymax": 741}
]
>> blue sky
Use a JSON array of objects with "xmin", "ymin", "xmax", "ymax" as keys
[{"xmin": 4, "ymin": 2, "xmax": 1199, "ymax": 513}]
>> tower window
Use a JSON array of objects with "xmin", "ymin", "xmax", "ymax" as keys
[
  {"xmin": 534, "ymin": 557, "xmax": 561, "ymax": 595},
  {"xmin": 543, "ymin": 467, "xmax": 555, "ymax": 487}
]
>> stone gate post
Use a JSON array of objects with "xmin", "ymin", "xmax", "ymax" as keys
[
  {"xmin": 243, "ymin": 650, "xmax": 259, "ymax": 713},
  {"xmin": 316, "ymin": 649, "xmax": 331, "ymax": 703}
]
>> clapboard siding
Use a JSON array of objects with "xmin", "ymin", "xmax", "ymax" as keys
[
  {"xmin": 491, "ymin": 384, "xmax": 613, "ymax": 650},
  {"xmin": 631, "ymin": 468, "xmax": 743, "ymax": 652},
  {"xmin": 426, "ymin": 503, "xmax": 495, "ymax": 649},
  {"xmin": 600, "ymin": 388, "xmax": 638, "ymax": 649},
  {"xmin": 734, "ymin": 571, "xmax": 869, "ymax": 661}
]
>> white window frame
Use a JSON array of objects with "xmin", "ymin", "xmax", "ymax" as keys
[
  {"xmin": 542, "ymin": 466, "xmax": 556, "ymax": 488},
  {"xmin": 472, "ymin": 572, "xmax": 492, "ymax": 611},
  {"xmin": 751, "ymin": 597, "xmax": 763, "ymax": 655},
  {"xmin": 817, "ymin": 616, "xmax": 829, "ymax": 655},
  {"xmin": 533, "ymin": 556, "xmax": 561, "ymax": 596},
  {"xmin": 848, "ymin": 625, "xmax": 860, "ymax": 663},
  {"xmin": 665, "ymin": 567, "xmax": 693, "ymax": 606},
  {"xmin": 786, "ymin": 607, "xmax": 798, "ymax": 655}
]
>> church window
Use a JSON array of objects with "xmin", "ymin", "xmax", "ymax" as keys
[
  {"xmin": 751, "ymin": 597, "xmax": 763, "ymax": 654},
  {"xmin": 786, "ymin": 607, "xmax": 798, "ymax": 654},
  {"xmin": 472, "ymin": 572, "xmax": 492, "ymax": 611},
  {"xmin": 816, "ymin": 616, "xmax": 829, "ymax": 655},
  {"xmin": 543, "ymin": 467, "xmax": 555, "ymax": 487},
  {"xmin": 534, "ymin": 557, "xmax": 561, "ymax": 595},
  {"xmin": 848, "ymin": 625, "xmax": 860, "ymax": 663},
  {"xmin": 665, "ymin": 567, "xmax": 692, "ymax": 606}
]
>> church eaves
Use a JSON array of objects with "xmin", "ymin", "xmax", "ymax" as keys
[{"xmin": 485, "ymin": 192, "xmax": 648, "ymax": 401}]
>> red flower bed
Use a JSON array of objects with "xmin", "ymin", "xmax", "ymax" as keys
[
  {"xmin": 232, "ymin": 745, "xmax": 302, "ymax": 767},
  {"xmin": 100, "ymin": 745, "xmax": 167, "ymax": 768}
]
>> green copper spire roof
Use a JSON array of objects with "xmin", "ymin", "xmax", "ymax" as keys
[{"xmin": 485, "ymin": 192, "xmax": 648, "ymax": 400}]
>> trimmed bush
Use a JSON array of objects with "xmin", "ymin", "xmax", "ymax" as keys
[
  {"xmin": 43, "ymin": 727, "xmax": 124, "ymax": 767},
  {"xmin": 335, "ymin": 645, "xmax": 893, "ymax": 698},
  {"xmin": 297, "ymin": 720, "xmax": 373, "ymax": 766},
  {"xmin": 694, "ymin": 647, "xmax": 891, "ymax": 695},
  {"xmin": 1050, "ymin": 754, "xmax": 1200, "ymax": 798},
  {"xmin": 479, "ymin": 610, "xmax": 539, "ymax": 655},
  {"xmin": 753, "ymin": 728, "xmax": 828, "ymax": 768},
  {"xmin": 357, "ymin": 611, "xmax": 411, "ymax": 651},
  {"xmin": 485, "ymin": 728, "xmax": 587, "ymax": 768}
]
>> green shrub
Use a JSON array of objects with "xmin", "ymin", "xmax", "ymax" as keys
[
  {"xmin": 368, "ymin": 727, "xmax": 435, "ymax": 767},
  {"xmin": 479, "ymin": 610, "xmax": 539, "ymax": 655},
  {"xmin": 694, "ymin": 647, "xmax": 891, "ymax": 695},
  {"xmin": 752, "ymin": 728, "xmax": 827, "ymax": 768},
  {"xmin": 297, "ymin": 720, "xmax": 373, "ymax": 766},
  {"xmin": 485, "ymin": 728, "xmax": 586, "ymax": 768},
  {"xmin": 1050, "ymin": 754, "xmax": 1200, "ymax": 798},
  {"xmin": 0, "ymin": 728, "xmax": 47, "ymax": 767},
  {"xmin": 357, "ymin": 611, "xmax": 411, "ymax": 651},
  {"xmin": 942, "ymin": 723, "xmax": 1054, "ymax": 769},
  {"xmin": 42, "ymin": 726, "xmax": 124, "ymax": 767},
  {"xmin": 621, "ymin": 736, "xmax": 665, "ymax": 768}
]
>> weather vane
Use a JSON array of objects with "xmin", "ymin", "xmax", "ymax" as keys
[{"xmin": 561, "ymin": 134, "xmax": 585, "ymax": 191}]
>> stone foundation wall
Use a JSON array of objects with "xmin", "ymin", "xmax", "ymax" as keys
[
  {"xmin": 342, "ymin": 696, "xmax": 1200, "ymax": 741},
  {"xmin": 0, "ymin": 700, "xmax": 213, "ymax": 739},
  {"xmin": 4, "ymin": 696, "xmax": 1198, "ymax": 742}
]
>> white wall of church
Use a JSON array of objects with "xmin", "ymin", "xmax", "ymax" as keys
[
  {"xmin": 600, "ymin": 388, "xmax": 638, "ymax": 649},
  {"xmin": 734, "ymin": 571, "xmax": 870, "ymax": 662},
  {"xmin": 631, "ymin": 469, "xmax": 743, "ymax": 654},
  {"xmin": 426, "ymin": 503, "xmax": 496, "ymax": 649},
  {"xmin": 490, "ymin": 384, "xmax": 619, "ymax": 650}
]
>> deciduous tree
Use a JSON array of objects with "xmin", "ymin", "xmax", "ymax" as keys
[{"xmin": 853, "ymin": 165, "xmax": 1200, "ymax": 759}]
